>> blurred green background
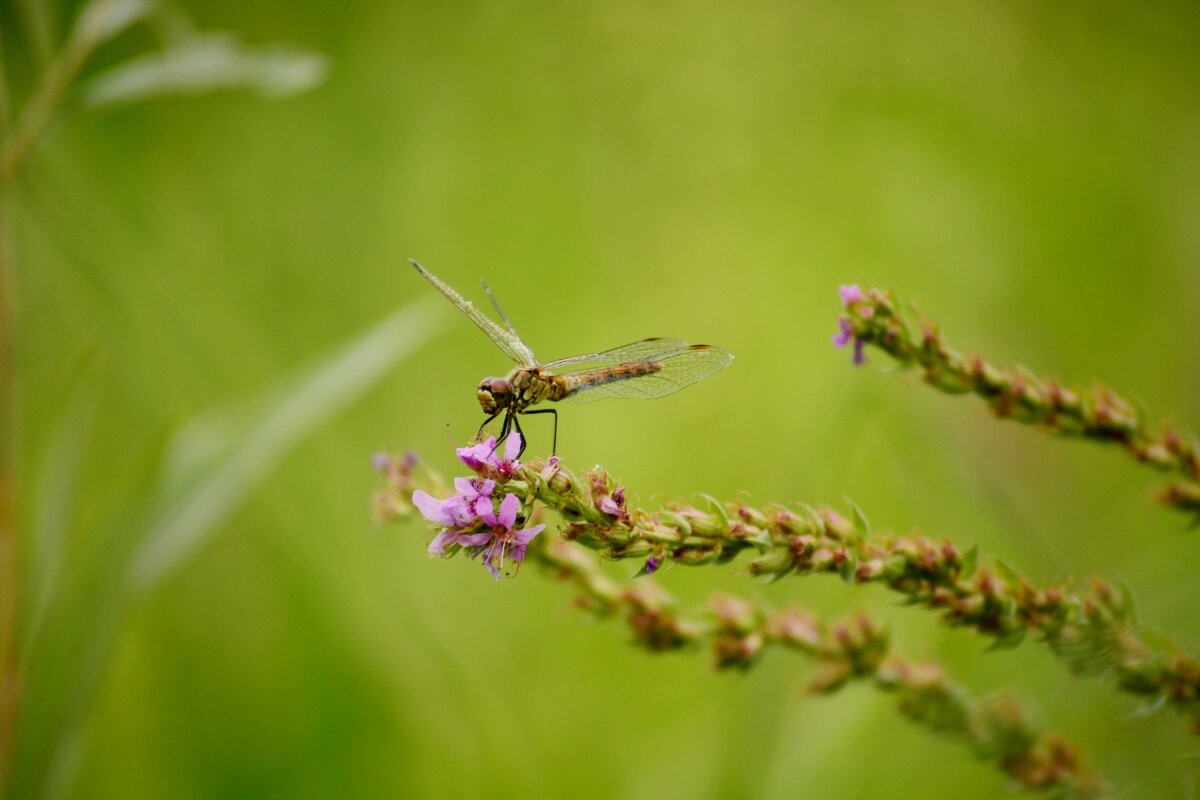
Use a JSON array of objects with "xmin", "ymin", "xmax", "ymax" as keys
[{"xmin": 5, "ymin": 0, "xmax": 1200, "ymax": 797}]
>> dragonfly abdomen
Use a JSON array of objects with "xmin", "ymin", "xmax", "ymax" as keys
[{"xmin": 563, "ymin": 361, "xmax": 662, "ymax": 397}]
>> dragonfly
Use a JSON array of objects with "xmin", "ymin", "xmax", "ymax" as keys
[{"xmin": 411, "ymin": 259, "xmax": 733, "ymax": 457}]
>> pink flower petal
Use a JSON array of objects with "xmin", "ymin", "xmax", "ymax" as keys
[
  {"xmin": 597, "ymin": 495, "xmax": 624, "ymax": 517},
  {"xmin": 412, "ymin": 490, "xmax": 455, "ymax": 527},
  {"xmin": 511, "ymin": 523, "xmax": 544, "ymax": 546},
  {"xmin": 427, "ymin": 530, "xmax": 456, "ymax": 555},
  {"xmin": 456, "ymin": 438, "xmax": 498, "ymax": 471},
  {"xmin": 833, "ymin": 318, "xmax": 853, "ymax": 348},
  {"xmin": 474, "ymin": 495, "xmax": 493, "ymax": 521},
  {"xmin": 497, "ymin": 493, "xmax": 519, "ymax": 529},
  {"xmin": 443, "ymin": 496, "xmax": 473, "ymax": 525},
  {"xmin": 838, "ymin": 284, "xmax": 863, "ymax": 307},
  {"xmin": 503, "ymin": 430, "xmax": 522, "ymax": 461}
]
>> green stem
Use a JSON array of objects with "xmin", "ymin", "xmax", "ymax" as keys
[
  {"xmin": 0, "ymin": 0, "xmax": 117, "ymax": 185},
  {"xmin": 0, "ymin": 164, "xmax": 15, "ymax": 790},
  {"xmin": 0, "ymin": 2, "xmax": 127, "ymax": 780}
]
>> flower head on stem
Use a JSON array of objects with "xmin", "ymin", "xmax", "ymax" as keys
[
  {"xmin": 834, "ymin": 284, "xmax": 1200, "ymax": 517},
  {"xmin": 457, "ymin": 430, "xmax": 523, "ymax": 479},
  {"xmin": 411, "ymin": 431, "xmax": 544, "ymax": 578}
]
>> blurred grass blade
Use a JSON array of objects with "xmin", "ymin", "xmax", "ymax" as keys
[
  {"xmin": 23, "ymin": 360, "xmax": 102, "ymax": 657},
  {"xmin": 83, "ymin": 33, "xmax": 328, "ymax": 108},
  {"xmin": 128, "ymin": 299, "xmax": 442, "ymax": 590},
  {"xmin": 74, "ymin": 0, "xmax": 156, "ymax": 46}
]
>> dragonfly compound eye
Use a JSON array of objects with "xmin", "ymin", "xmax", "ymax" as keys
[{"xmin": 477, "ymin": 377, "xmax": 512, "ymax": 413}]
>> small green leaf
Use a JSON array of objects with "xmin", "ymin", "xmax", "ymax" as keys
[
  {"xmin": 1124, "ymin": 694, "xmax": 1167, "ymax": 720},
  {"xmin": 985, "ymin": 627, "xmax": 1027, "ymax": 652},
  {"xmin": 992, "ymin": 558, "xmax": 1019, "ymax": 582},
  {"xmin": 794, "ymin": 503, "xmax": 823, "ymax": 534},
  {"xmin": 656, "ymin": 510, "xmax": 692, "ymax": 538},
  {"xmin": 1118, "ymin": 580, "xmax": 1138, "ymax": 624},
  {"xmin": 698, "ymin": 493, "xmax": 730, "ymax": 534},
  {"xmin": 960, "ymin": 544, "xmax": 978, "ymax": 580},
  {"xmin": 764, "ymin": 562, "xmax": 797, "ymax": 584},
  {"xmin": 746, "ymin": 528, "xmax": 772, "ymax": 553},
  {"xmin": 846, "ymin": 499, "xmax": 870, "ymax": 539}
]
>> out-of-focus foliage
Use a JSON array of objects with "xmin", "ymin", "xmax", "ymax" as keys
[{"xmin": 4, "ymin": 1, "xmax": 1200, "ymax": 798}]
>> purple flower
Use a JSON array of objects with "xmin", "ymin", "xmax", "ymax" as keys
[
  {"xmin": 539, "ymin": 454, "xmax": 561, "ymax": 479},
  {"xmin": 414, "ymin": 490, "xmax": 473, "ymax": 555},
  {"xmin": 372, "ymin": 452, "xmax": 391, "ymax": 473},
  {"xmin": 832, "ymin": 318, "xmax": 853, "ymax": 348},
  {"xmin": 413, "ymin": 489, "xmax": 457, "ymax": 528},
  {"xmin": 833, "ymin": 319, "xmax": 866, "ymax": 366},
  {"xmin": 445, "ymin": 476, "xmax": 496, "ymax": 524},
  {"xmin": 839, "ymin": 284, "xmax": 864, "ymax": 308},
  {"xmin": 413, "ymin": 475, "xmax": 502, "ymax": 554},
  {"xmin": 456, "ymin": 430, "xmax": 523, "ymax": 479},
  {"xmin": 597, "ymin": 485, "xmax": 627, "ymax": 518},
  {"xmin": 644, "ymin": 556, "xmax": 661, "ymax": 575},
  {"xmin": 470, "ymin": 493, "xmax": 545, "ymax": 580},
  {"xmin": 416, "ymin": 483, "xmax": 545, "ymax": 579}
]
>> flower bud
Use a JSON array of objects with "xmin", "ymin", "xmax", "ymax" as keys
[
  {"xmin": 854, "ymin": 559, "xmax": 882, "ymax": 582},
  {"xmin": 747, "ymin": 548, "xmax": 794, "ymax": 576},
  {"xmin": 807, "ymin": 661, "xmax": 852, "ymax": 694},
  {"xmin": 713, "ymin": 632, "xmax": 764, "ymax": 670},
  {"xmin": 772, "ymin": 608, "xmax": 823, "ymax": 650},
  {"xmin": 820, "ymin": 508, "xmax": 854, "ymax": 539},
  {"xmin": 712, "ymin": 594, "xmax": 756, "ymax": 631}
]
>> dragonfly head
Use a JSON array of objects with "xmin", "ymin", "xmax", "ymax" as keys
[{"xmin": 477, "ymin": 377, "xmax": 513, "ymax": 414}]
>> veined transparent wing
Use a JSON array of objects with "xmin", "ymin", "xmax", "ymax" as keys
[
  {"xmin": 559, "ymin": 343, "xmax": 733, "ymax": 404},
  {"xmin": 410, "ymin": 260, "xmax": 538, "ymax": 366},
  {"xmin": 540, "ymin": 337, "xmax": 688, "ymax": 371}
]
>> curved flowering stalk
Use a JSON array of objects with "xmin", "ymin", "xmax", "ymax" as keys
[
  {"xmin": 374, "ymin": 446, "xmax": 1200, "ymax": 735},
  {"xmin": 374, "ymin": 467, "xmax": 1103, "ymax": 796},
  {"xmin": 540, "ymin": 539, "xmax": 1103, "ymax": 798},
  {"xmin": 832, "ymin": 284, "xmax": 1200, "ymax": 517}
]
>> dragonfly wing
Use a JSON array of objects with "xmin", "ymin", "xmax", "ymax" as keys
[
  {"xmin": 562, "ymin": 344, "xmax": 733, "ymax": 404},
  {"xmin": 540, "ymin": 337, "xmax": 689, "ymax": 370},
  {"xmin": 410, "ymin": 260, "xmax": 538, "ymax": 366}
]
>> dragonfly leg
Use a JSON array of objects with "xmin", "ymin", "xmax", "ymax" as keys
[
  {"xmin": 490, "ymin": 413, "xmax": 512, "ymax": 457},
  {"xmin": 522, "ymin": 408, "xmax": 558, "ymax": 456},
  {"xmin": 476, "ymin": 411, "xmax": 500, "ymax": 440},
  {"xmin": 509, "ymin": 414, "xmax": 527, "ymax": 458}
]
